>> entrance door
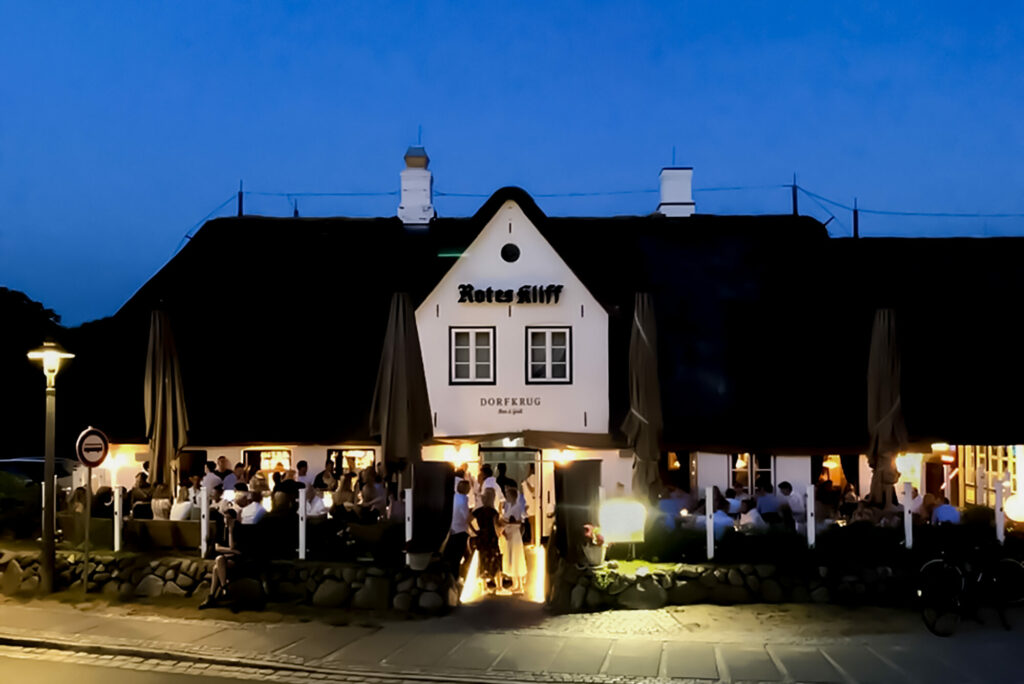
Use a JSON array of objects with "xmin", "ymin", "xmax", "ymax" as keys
[{"xmin": 479, "ymin": 448, "xmax": 547, "ymax": 543}]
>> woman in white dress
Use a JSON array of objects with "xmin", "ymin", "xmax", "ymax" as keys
[{"xmin": 501, "ymin": 486, "xmax": 528, "ymax": 594}]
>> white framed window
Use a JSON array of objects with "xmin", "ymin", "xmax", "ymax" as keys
[
  {"xmin": 526, "ymin": 327, "xmax": 572, "ymax": 384},
  {"xmin": 449, "ymin": 327, "xmax": 495, "ymax": 384}
]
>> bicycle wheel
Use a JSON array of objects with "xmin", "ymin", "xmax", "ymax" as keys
[
  {"xmin": 988, "ymin": 558, "xmax": 1024, "ymax": 606},
  {"xmin": 918, "ymin": 559, "xmax": 963, "ymax": 637}
]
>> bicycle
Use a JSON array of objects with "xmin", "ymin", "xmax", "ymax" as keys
[{"xmin": 917, "ymin": 546, "xmax": 1024, "ymax": 637}]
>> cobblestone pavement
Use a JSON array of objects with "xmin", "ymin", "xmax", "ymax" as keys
[{"xmin": 0, "ymin": 596, "xmax": 1022, "ymax": 683}]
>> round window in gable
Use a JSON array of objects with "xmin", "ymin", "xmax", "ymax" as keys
[{"xmin": 501, "ymin": 243, "xmax": 521, "ymax": 263}]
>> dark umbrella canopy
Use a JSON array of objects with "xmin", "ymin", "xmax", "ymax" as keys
[
  {"xmin": 144, "ymin": 309, "xmax": 190, "ymax": 485},
  {"xmin": 621, "ymin": 293, "xmax": 663, "ymax": 500},
  {"xmin": 866, "ymin": 308, "xmax": 907, "ymax": 504},
  {"xmin": 370, "ymin": 292, "xmax": 433, "ymax": 473}
]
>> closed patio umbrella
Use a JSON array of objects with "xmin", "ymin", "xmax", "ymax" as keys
[
  {"xmin": 621, "ymin": 293, "xmax": 663, "ymax": 501},
  {"xmin": 370, "ymin": 292, "xmax": 433, "ymax": 484},
  {"xmin": 144, "ymin": 309, "xmax": 190, "ymax": 485},
  {"xmin": 866, "ymin": 308, "xmax": 907, "ymax": 504}
]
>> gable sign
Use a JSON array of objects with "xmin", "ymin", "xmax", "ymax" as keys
[{"xmin": 457, "ymin": 283, "xmax": 564, "ymax": 304}]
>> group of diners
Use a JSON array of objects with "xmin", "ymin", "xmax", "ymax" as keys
[{"xmin": 655, "ymin": 475, "xmax": 965, "ymax": 541}]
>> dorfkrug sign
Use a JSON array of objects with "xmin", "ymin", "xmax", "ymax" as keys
[{"xmin": 457, "ymin": 284, "xmax": 564, "ymax": 304}]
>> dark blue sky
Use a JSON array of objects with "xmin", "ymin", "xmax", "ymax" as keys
[{"xmin": 2, "ymin": 2, "xmax": 1023, "ymax": 325}]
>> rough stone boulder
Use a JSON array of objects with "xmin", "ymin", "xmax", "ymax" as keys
[
  {"xmin": 312, "ymin": 579, "xmax": 351, "ymax": 608},
  {"xmin": 417, "ymin": 591, "xmax": 444, "ymax": 612},
  {"xmin": 668, "ymin": 580, "xmax": 709, "ymax": 605},
  {"xmin": 227, "ymin": 577, "xmax": 266, "ymax": 609},
  {"xmin": 352, "ymin": 575, "xmax": 390, "ymax": 611},
  {"xmin": 135, "ymin": 574, "xmax": 165, "ymax": 598},
  {"xmin": 616, "ymin": 577, "xmax": 667, "ymax": 610},
  {"xmin": 1, "ymin": 560, "xmax": 23, "ymax": 596}
]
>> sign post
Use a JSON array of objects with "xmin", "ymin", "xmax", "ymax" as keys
[
  {"xmin": 903, "ymin": 481, "xmax": 913, "ymax": 549},
  {"xmin": 75, "ymin": 427, "xmax": 109, "ymax": 595},
  {"xmin": 705, "ymin": 486, "xmax": 714, "ymax": 560}
]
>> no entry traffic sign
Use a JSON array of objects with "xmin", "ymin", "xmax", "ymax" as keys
[{"xmin": 75, "ymin": 426, "xmax": 109, "ymax": 469}]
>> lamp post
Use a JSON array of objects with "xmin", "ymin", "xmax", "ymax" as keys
[{"xmin": 27, "ymin": 341, "xmax": 74, "ymax": 594}]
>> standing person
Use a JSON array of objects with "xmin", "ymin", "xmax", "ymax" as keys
[
  {"xmin": 778, "ymin": 482, "xmax": 805, "ymax": 520},
  {"xmin": 222, "ymin": 463, "xmax": 244, "ymax": 491},
  {"xmin": 313, "ymin": 456, "xmax": 336, "ymax": 490},
  {"xmin": 501, "ymin": 486, "xmax": 528, "ymax": 594},
  {"xmin": 469, "ymin": 489, "xmax": 503, "ymax": 593},
  {"xmin": 215, "ymin": 456, "xmax": 232, "ymax": 480},
  {"xmin": 480, "ymin": 465, "xmax": 502, "ymax": 506},
  {"xmin": 444, "ymin": 480, "xmax": 472, "ymax": 577},
  {"xmin": 756, "ymin": 482, "xmax": 782, "ymax": 523},
  {"xmin": 296, "ymin": 460, "xmax": 316, "ymax": 487},
  {"xmin": 201, "ymin": 461, "xmax": 222, "ymax": 493},
  {"xmin": 496, "ymin": 463, "xmax": 515, "ymax": 495}
]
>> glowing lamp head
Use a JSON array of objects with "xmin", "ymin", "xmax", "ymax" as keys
[
  {"xmin": 1005, "ymin": 493, "xmax": 1024, "ymax": 523},
  {"xmin": 599, "ymin": 498, "xmax": 647, "ymax": 543},
  {"xmin": 27, "ymin": 341, "xmax": 74, "ymax": 387}
]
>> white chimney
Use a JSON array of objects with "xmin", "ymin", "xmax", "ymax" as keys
[
  {"xmin": 398, "ymin": 146, "xmax": 435, "ymax": 226},
  {"xmin": 657, "ymin": 167, "xmax": 695, "ymax": 217}
]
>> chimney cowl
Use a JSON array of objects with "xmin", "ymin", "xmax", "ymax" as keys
[
  {"xmin": 398, "ymin": 146, "xmax": 435, "ymax": 226},
  {"xmin": 657, "ymin": 167, "xmax": 695, "ymax": 217}
]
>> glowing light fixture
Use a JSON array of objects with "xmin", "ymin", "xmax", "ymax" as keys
[
  {"xmin": 529, "ymin": 545, "xmax": 547, "ymax": 603},
  {"xmin": 27, "ymin": 341, "xmax": 75, "ymax": 388},
  {"xmin": 734, "ymin": 453, "xmax": 748, "ymax": 469},
  {"xmin": 1006, "ymin": 494, "xmax": 1024, "ymax": 523},
  {"xmin": 599, "ymin": 498, "xmax": 647, "ymax": 543},
  {"xmin": 931, "ymin": 442, "xmax": 951, "ymax": 453},
  {"xmin": 459, "ymin": 551, "xmax": 482, "ymax": 603}
]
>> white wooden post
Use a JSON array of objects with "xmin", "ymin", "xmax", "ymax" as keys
[
  {"xmin": 113, "ymin": 485, "xmax": 123, "ymax": 552},
  {"xmin": 705, "ymin": 486, "xmax": 714, "ymax": 560},
  {"xmin": 806, "ymin": 483, "xmax": 816, "ymax": 549},
  {"xmin": 996, "ymin": 473, "xmax": 1008, "ymax": 545},
  {"xmin": 199, "ymin": 485, "xmax": 209, "ymax": 557},
  {"xmin": 404, "ymin": 488, "xmax": 413, "ymax": 566},
  {"xmin": 903, "ymin": 481, "xmax": 913, "ymax": 549},
  {"xmin": 298, "ymin": 494, "xmax": 307, "ymax": 560}
]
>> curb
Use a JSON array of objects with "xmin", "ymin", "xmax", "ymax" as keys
[{"xmin": 0, "ymin": 631, "xmax": 542, "ymax": 684}]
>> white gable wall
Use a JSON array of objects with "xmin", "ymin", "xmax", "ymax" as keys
[{"xmin": 416, "ymin": 200, "xmax": 609, "ymax": 436}]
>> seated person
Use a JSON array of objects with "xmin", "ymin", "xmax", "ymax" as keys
[
  {"xmin": 931, "ymin": 497, "xmax": 961, "ymax": 525},
  {"xmin": 151, "ymin": 484, "xmax": 173, "ymax": 520},
  {"xmin": 235, "ymin": 484, "xmax": 267, "ymax": 525},
  {"xmin": 199, "ymin": 508, "xmax": 242, "ymax": 609},
  {"xmin": 738, "ymin": 498, "xmax": 767, "ymax": 531},
  {"xmin": 129, "ymin": 472, "xmax": 152, "ymax": 508},
  {"xmin": 169, "ymin": 486, "xmax": 194, "ymax": 521},
  {"xmin": 301, "ymin": 483, "xmax": 328, "ymax": 518}
]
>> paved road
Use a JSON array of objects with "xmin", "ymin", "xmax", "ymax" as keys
[
  {"xmin": 0, "ymin": 653, "xmax": 243, "ymax": 684},
  {"xmin": 0, "ymin": 596, "xmax": 1022, "ymax": 683}
]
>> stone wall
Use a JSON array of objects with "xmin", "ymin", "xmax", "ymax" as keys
[
  {"xmin": 548, "ymin": 560, "xmax": 913, "ymax": 613},
  {"xmin": 0, "ymin": 549, "xmax": 458, "ymax": 614}
]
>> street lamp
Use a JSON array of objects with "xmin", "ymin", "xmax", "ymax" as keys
[{"xmin": 27, "ymin": 340, "xmax": 74, "ymax": 594}]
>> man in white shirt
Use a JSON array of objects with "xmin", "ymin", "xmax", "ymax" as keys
[
  {"xmin": 296, "ymin": 460, "xmax": 316, "ymax": 487},
  {"xmin": 302, "ymin": 484, "xmax": 327, "ymax": 517},
  {"xmin": 739, "ymin": 498, "xmax": 768, "ymax": 530},
  {"xmin": 443, "ymin": 480, "xmax": 472, "ymax": 576},
  {"xmin": 778, "ymin": 481, "xmax": 805, "ymax": 519},
  {"xmin": 907, "ymin": 487, "xmax": 924, "ymax": 514},
  {"xmin": 236, "ymin": 484, "xmax": 267, "ymax": 525},
  {"xmin": 479, "ymin": 465, "xmax": 503, "ymax": 507}
]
